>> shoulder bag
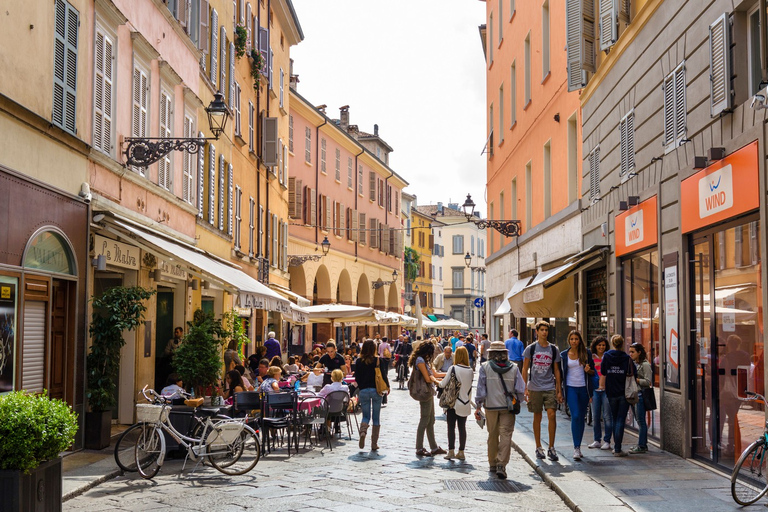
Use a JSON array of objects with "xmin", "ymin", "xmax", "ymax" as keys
[
  {"xmin": 408, "ymin": 362, "xmax": 435, "ymax": 401},
  {"xmin": 625, "ymin": 359, "xmax": 639, "ymax": 405},
  {"xmin": 439, "ymin": 367, "xmax": 461, "ymax": 409},
  {"xmin": 641, "ymin": 362, "xmax": 657, "ymax": 410},
  {"xmin": 374, "ymin": 357, "xmax": 390, "ymax": 395},
  {"xmin": 498, "ymin": 366, "xmax": 521, "ymax": 414}
]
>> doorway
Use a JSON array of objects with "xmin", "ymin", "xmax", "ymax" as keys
[
  {"xmin": 155, "ymin": 291, "xmax": 174, "ymax": 390},
  {"xmin": 49, "ymin": 279, "xmax": 72, "ymax": 401},
  {"xmin": 689, "ymin": 217, "xmax": 763, "ymax": 470}
]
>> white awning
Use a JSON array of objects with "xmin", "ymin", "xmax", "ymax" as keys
[
  {"xmin": 494, "ymin": 277, "xmax": 531, "ymax": 316},
  {"xmin": 303, "ymin": 304, "xmax": 376, "ymax": 323},
  {"xmin": 269, "ymin": 283, "xmax": 311, "ymax": 307},
  {"xmin": 110, "ymin": 220, "xmax": 291, "ymax": 313}
]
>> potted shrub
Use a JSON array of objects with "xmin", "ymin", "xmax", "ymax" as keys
[
  {"xmin": 250, "ymin": 49, "xmax": 265, "ymax": 91},
  {"xmin": 173, "ymin": 309, "xmax": 230, "ymax": 399},
  {"xmin": 0, "ymin": 391, "xmax": 78, "ymax": 512},
  {"xmin": 85, "ymin": 286, "xmax": 154, "ymax": 450}
]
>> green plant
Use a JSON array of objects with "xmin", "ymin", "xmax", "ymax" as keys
[
  {"xmin": 250, "ymin": 49, "xmax": 265, "ymax": 92},
  {"xmin": 0, "ymin": 391, "xmax": 78, "ymax": 472},
  {"xmin": 404, "ymin": 246, "xmax": 420, "ymax": 283},
  {"xmin": 223, "ymin": 309, "xmax": 250, "ymax": 355},
  {"xmin": 173, "ymin": 309, "xmax": 230, "ymax": 395},
  {"xmin": 235, "ymin": 25, "xmax": 247, "ymax": 59},
  {"xmin": 86, "ymin": 286, "xmax": 155, "ymax": 412}
]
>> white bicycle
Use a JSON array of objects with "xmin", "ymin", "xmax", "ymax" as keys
[{"xmin": 133, "ymin": 385, "xmax": 260, "ymax": 479}]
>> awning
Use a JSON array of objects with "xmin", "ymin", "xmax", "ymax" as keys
[
  {"xmin": 508, "ymin": 247, "xmax": 607, "ymax": 318},
  {"xmin": 269, "ymin": 283, "xmax": 311, "ymax": 308},
  {"xmin": 303, "ymin": 304, "xmax": 376, "ymax": 323},
  {"xmin": 108, "ymin": 220, "xmax": 291, "ymax": 313},
  {"xmin": 494, "ymin": 277, "xmax": 532, "ymax": 316},
  {"xmin": 427, "ymin": 314, "xmax": 438, "ymax": 322}
]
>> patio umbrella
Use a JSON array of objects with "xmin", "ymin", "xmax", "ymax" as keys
[
  {"xmin": 414, "ymin": 292, "xmax": 424, "ymax": 341},
  {"xmin": 302, "ymin": 304, "xmax": 377, "ymax": 342}
]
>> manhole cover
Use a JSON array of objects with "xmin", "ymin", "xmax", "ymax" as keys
[
  {"xmin": 443, "ymin": 480, "xmax": 521, "ymax": 492},
  {"xmin": 621, "ymin": 488, "xmax": 657, "ymax": 496}
]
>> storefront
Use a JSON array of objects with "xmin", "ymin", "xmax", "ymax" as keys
[
  {"xmin": 615, "ymin": 196, "xmax": 661, "ymax": 440},
  {"xmin": 681, "ymin": 141, "xmax": 763, "ymax": 470}
]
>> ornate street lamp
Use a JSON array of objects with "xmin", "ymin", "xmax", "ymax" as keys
[
  {"xmin": 461, "ymin": 193, "xmax": 522, "ymax": 238},
  {"xmin": 372, "ymin": 269, "xmax": 399, "ymax": 289},
  {"xmin": 464, "ymin": 251, "xmax": 486, "ymax": 273},
  {"xmin": 288, "ymin": 236, "xmax": 331, "ymax": 267},
  {"xmin": 123, "ymin": 91, "xmax": 230, "ymax": 168}
]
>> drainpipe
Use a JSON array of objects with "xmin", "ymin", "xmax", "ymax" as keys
[
  {"xmin": 762, "ymin": 0, "xmax": 768, "ymax": 85},
  {"xmin": 315, "ymin": 117, "xmax": 328, "ymax": 245},
  {"xmin": 353, "ymin": 147, "xmax": 364, "ymax": 260}
]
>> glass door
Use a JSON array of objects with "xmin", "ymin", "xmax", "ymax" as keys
[{"xmin": 691, "ymin": 237, "xmax": 714, "ymax": 461}]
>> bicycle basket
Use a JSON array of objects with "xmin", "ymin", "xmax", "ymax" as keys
[
  {"xmin": 136, "ymin": 403, "xmax": 169, "ymax": 423},
  {"xmin": 208, "ymin": 421, "xmax": 245, "ymax": 447}
]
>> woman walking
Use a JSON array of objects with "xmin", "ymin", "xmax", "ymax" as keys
[
  {"xmin": 560, "ymin": 331, "xmax": 594, "ymax": 460},
  {"xmin": 355, "ymin": 339, "xmax": 385, "ymax": 451},
  {"xmin": 438, "ymin": 346, "xmax": 474, "ymax": 460},
  {"xmin": 629, "ymin": 343, "xmax": 652, "ymax": 454},
  {"xmin": 587, "ymin": 336, "xmax": 612, "ymax": 450},
  {"xmin": 599, "ymin": 335, "xmax": 636, "ymax": 457},
  {"xmin": 409, "ymin": 341, "xmax": 447, "ymax": 457}
]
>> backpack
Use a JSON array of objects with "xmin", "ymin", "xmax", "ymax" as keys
[{"xmin": 439, "ymin": 367, "xmax": 461, "ymax": 409}]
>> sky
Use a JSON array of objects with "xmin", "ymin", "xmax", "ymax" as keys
[{"xmin": 290, "ymin": 0, "xmax": 488, "ymax": 217}]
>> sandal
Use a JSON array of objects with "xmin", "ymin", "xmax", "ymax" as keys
[{"xmin": 415, "ymin": 448, "xmax": 431, "ymax": 457}]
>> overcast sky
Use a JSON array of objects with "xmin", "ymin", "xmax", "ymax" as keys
[{"xmin": 290, "ymin": 0, "xmax": 488, "ymax": 217}]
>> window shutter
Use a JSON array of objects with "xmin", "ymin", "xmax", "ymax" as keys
[
  {"xmin": 359, "ymin": 213, "xmax": 366, "ymax": 245},
  {"xmin": 219, "ymin": 155, "xmax": 226, "ymax": 230},
  {"xmin": 198, "ymin": 135, "xmax": 206, "ymax": 218},
  {"xmin": 382, "ymin": 226, "xmax": 390, "ymax": 254},
  {"xmin": 566, "ymin": 0, "xmax": 595, "ymax": 92},
  {"xmin": 249, "ymin": 197, "xmax": 255, "ymax": 257},
  {"xmin": 199, "ymin": 0, "xmax": 209, "ymax": 56},
  {"xmin": 208, "ymin": 145, "xmax": 216, "ymax": 224},
  {"xmin": 132, "ymin": 67, "xmax": 149, "ymax": 174},
  {"xmin": 340, "ymin": 203, "xmax": 346, "ymax": 237},
  {"xmin": 625, "ymin": 111, "xmax": 635, "ymax": 174},
  {"xmin": 21, "ymin": 301, "xmax": 46, "ymax": 393},
  {"xmin": 282, "ymin": 221, "xmax": 288, "ymax": 270},
  {"xmin": 262, "ymin": 116, "xmax": 278, "ymax": 166},
  {"xmin": 351, "ymin": 209, "xmax": 358, "ymax": 242},
  {"xmin": 248, "ymin": 101, "xmax": 254, "ymax": 150},
  {"xmin": 325, "ymin": 195, "xmax": 332, "ymax": 231},
  {"xmin": 272, "ymin": 215, "xmax": 278, "ymax": 267},
  {"xmin": 227, "ymin": 163, "xmax": 233, "ymax": 235},
  {"xmin": 309, "ymin": 188, "xmax": 317, "ymax": 228},
  {"xmin": 259, "ymin": 27, "xmax": 269, "ymax": 77},
  {"xmin": 369, "ymin": 171, "xmax": 376, "ymax": 201},
  {"xmin": 396, "ymin": 231, "xmax": 403, "ymax": 258},
  {"xmin": 288, "ymin": 177, "xmax": 297, "ymax": 218},
  {"xmin": 234, "ymin": 186, "xmax": 241, "ymax": 249},
  {"xmin": 674, "ymin": 64, "xmax": 686, "ymax": 142},
  {"xmin": 53, "ymin": 0, "xmax": 78, "ymax": 134},
  {"xmin": 183, "ymin": 115, "xmax": 194, "ymax": 202},
  {"xmin": 589, "ymin": 145, "xmax": 601, "ymax": 200},
  {"xmin": 663, "ymin": 73, "xmax": 675, "ymax": 147},
  {"xmin": 94, "ymin": 29, "xmax": 113, "ymax": 154},
  {"xmin": 282, "ymin": 141, "xmax": 288, "ymax": 184},
  {"xmin": 269, "ymin": 48, "xmax": 273, "ymax": 90},
  {"xmin": 228, "ymin": 41, "xmax": 235, "ymax": 109},
  {"xmin": 599, "ymin": 0, "xmax": 616, "ymax": 51},
  {"xmin": 159, "ymin": 91, "xmax": 173, "ymax": 190},
  {"xmin": 220, "ymin": 26, "xmax": 227, "ymax": 97},
  {"xmin": 278, "ymin": 139, "xmax": 284, "ymax": 183},
  {"xmin": 370, "ymin": 218, "xmax": 379, "ymax": 249},
  {"xmin": 245, "ymin": 3, "xmax": 251, "ymax": 51},
  {"xmin": 210, "ymin": 8, "xmax": 218, "ymax": 85}
]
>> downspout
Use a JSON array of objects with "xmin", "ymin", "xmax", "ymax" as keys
[
  {"xmin": 265, "ymin": 0, "xmax": 271, "ymax": 264},
  {"xmin": 353, "ymin": 147, "xmax": 364, "ymax": 260},
  {"xmin": 315, "ymin": 117, "xmax": 328, "ymax": 245},
  {"xmin": 762, "ymin": 0, "xmax": 768, "ymax": 86}
]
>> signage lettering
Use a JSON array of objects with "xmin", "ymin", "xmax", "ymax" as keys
[
  {"xmin": 93, "ymin": 235, "xmax": 140, "ymax": 270},
  {"xmin": 624, "ymin": 210, "xmax": 644, "ymax": 247},
  {"xmin": 698, "ymin": 165, "xmax": 733, "ymax": 218}
]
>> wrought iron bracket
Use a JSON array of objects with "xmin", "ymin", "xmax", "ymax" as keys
[
  {"xmin": 473, "ymin": 219, "xmax": 522, "ymax": 238},
  {"xmin": 288, "ymin": 254, "xmax": 324, "ymax": 267},
  {"xmin": 124, "ymin": 137, "xmax": 209, "ymax": 167},
  {"xmin": 372, "ymin": 279, "xmax": 397, "ymax": 290}
]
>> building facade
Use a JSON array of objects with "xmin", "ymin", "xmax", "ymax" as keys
[{"xmin": 410, "ymin": 208, "xmax": 435, "ymax": 316}]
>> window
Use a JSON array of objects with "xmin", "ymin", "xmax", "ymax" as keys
[
  {"xmin": 524, "ymin": 32, "xmax": 531, "ymax": 105},
  {"xmin": 619, "ymin": 111, "xmax": 635, "ymax": 176},
  {"xmin": 182, "ymin": 114, "xmax": 195, "ymax": 204},
  {"xmin": 510, "ymin": 61, "xmax": 516, "ymax": 126},
  {"xmin": 588, "ymin": 145, "xmax": 601, "ymax": 201},
  {"xmin": 258, "ymin": 205, "xmax": 263, "ymax": 255},
  {"xmin": 288, "ymin": 115, "xmax": 294, "ymax": 152},
  {"xmin": 347, "ymin": 157, "xmax": 353, "ymax": 188},
  {"xmin": 471, "ymin": 235, "xmax": 475, "ymax": 256},
  {"xmin": 305, "ymin": 126, "xmax": 311, "ymax": 163},
  {"xmin": 218, "ymin": 155, "xmax": 226, "ymax": 230},
  {"xmin": 452, "ymin": 235, "xmax": 464, "ymax": 254},
  {"xmin": 228, "ymin": 41, "xmax": 235, "ymax": 109},
  {"xmin": 234, "ymin": 186, "xmax": 242, "ymax": 250},
  {"xmin": 93, "ymin": 26, "xmax": 114, "ymax": 155},
  {"xmin": 271, "ymin": 214, "xmax": 278, "ymax": 267},
  {"xmin": 158, "ymin": 88, "xmax": 173, "ymax": 191},
  {"xmin": 663, "ymin": 63, "xmax": 686, "ymax": 150},
  {"xmin": 499, "ymin": 190, "xmax": 505, "ymax": 225},
  {"xmin": 598, "ymin": 0, "xmax": 627, "ymax": 51},
  {"xmin": 320, "ymin": 138, "xmax": 326, "ymax": 173},
  {"xmin": 358, "ymin": 165, "xmax": 363, "ymax": 195},
  {"xmin": 197, "ymin": 132, "xmax": 205, "ymax": 217},
  {"xmin": 249, "ymin": 196, "xmax": 255, "ymax": 257},
  {"xmin": 335, "ymin": 148, "xmax": 341, "ymax": 181},
  {"xmin": 132, "ymin": 65, "xmax": 149, "ymax": 175},
  {"xmin": 220, "ymin": 29, "xmax": 228, "ymax": 100},
  {"xmin": 499, "ymin": 84, "xmax": 504, "ymax": 144},
  {"xmin": 489, "ymin": 13, "xmax": 494, "ymax": 63},
  {"xmin": 709, "ymin": 13, "xmax": 731, "ymax": 116},
  {"xmin": 248, "ymin": 101, "xmax": 254, "ymax": 150},
  {"xmin": 525, "ymin": 161, "xmax": 532, "ymax": 230},
  {"xmin": 452, "ymin": 268, "xmax": 464, "ymax": 290},
  {"xmin": 489, "ymin": 203, "xmax": 495, "ymax": 253},
  {"xmin": 543, "ymin": 141, "xmax": 551, "ymax": 218},
  {"xmin": 568, "ymin": 113, "xmax": 578, "ymax": 203},
  {"xmin": 510, "ymin": 0, "xmax": 516, "ymax": 19},
  {"xmin": 566, "ymin": 0, "xmax": 596, "ymax": 91},
  {"xmin": 542, "ymin": 1, "xmax": 550, "ymax": 78},
  {"xmin": 233, "ymin": 81, "xmax": 241, "ymax": 136},
  {"xmin": 489, "ymin": 103, "xmax": 494, "ymax": 156},
  {"xmin": 52, "ymin": 0, "xmax": 78, "ymax": 134}
]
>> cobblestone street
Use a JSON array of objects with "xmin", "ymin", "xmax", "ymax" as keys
[{"xmin": 65, "ymin": 373, "xmax": 569, "ymax": 512}]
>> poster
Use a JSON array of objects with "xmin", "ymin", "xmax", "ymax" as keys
[
  {"xmin": 722, "ymin": 294, "xmax": 736, "ymax": 332},
  {"xmin": 0, "ymin": 278, "xmax": 17, "ymax": 394},
  {"xmin": 664, "ymin": 256, "xmax": 680, "ymax": 387}
]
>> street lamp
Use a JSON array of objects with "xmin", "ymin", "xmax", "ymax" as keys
[
  {"xmin": 464, "ymin": 252, "xmax": 486, "ymax": 273},
  {"xmin": 288, "ymin": 236, "xmax": 331, "ymax": 267},
  {"xmin": 372, "ymin": 268, "xmax": 399, "ymax": 289},
  {"xmin": 124, "ymin": 91, "xmax": 231, "ymax": 168},
  {"xmin": 461, "ymin": 193, "xmax": 522, "ymax": 238}
]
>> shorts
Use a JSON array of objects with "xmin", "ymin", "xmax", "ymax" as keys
[{"xmin": 527, "ymin": 390, "xmax": 557, "ymax": 413}]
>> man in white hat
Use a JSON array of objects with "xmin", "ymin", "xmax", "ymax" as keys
[{"xmin": 475, "ymin": 341, "xmax": 525, "ymax": 479}]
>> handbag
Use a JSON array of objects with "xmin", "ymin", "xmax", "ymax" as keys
[
  {"xmin": 642, "ymin": 387, "xmax": 657, "ymax": 411},
  {"xmin": 625, "ymin": 360, "xmax": 639, "ymax": 405},
  {"xmin": 383, "ymin": 347, "xmax": 392, "ymax": 359},
  {"xmin": 408, "ymin": 365, "xmax": 435, "ymax": 401},
  {"xmin": 439, "ymin": 367, "xmax": 461, "ymax": 409},
  {"xmin": 498, "ymin": 367, "xmax": 521, "ymax": 414},
  {"xmin": 374, "ymin": 357, "xmax": 390, "ymax": 395}
]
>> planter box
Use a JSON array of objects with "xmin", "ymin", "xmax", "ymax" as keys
[
  {"xmin": 84, "ymin": 410, "xmax": 111, "ymax": 450},
  {"xmin": 0, "ymin": 457, "xmax": 62, "ymax": 512}
]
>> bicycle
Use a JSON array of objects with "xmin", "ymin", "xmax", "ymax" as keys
[
  {"xmin": 133, "ymin": 386, "xmax": 260, "ymax": 479},
  {"xmin": 731, "ymin": 391, "xmax": 768, "ymax": 506},
  {"xmin": 395, "ymin": 355, "xmax": 407, "ymax": 390}
]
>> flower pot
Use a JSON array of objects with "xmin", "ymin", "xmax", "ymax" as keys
[
  {"xmin": 0, "ymin": 457, "xmax": 62, "ymax": 512},
  {"xmin": 84, "ymin": 411, "xmax": 111, "ymax": 451},
  {"xmin": 203, "ymin": 396, "xmax": 212, "ymax": 406}
]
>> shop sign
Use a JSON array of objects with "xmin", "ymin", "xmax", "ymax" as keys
[
  {"xmin": 681, "ymin": 141, "xmax": 760, "ymax": 233},
  {"xmin": 523, "ymin": 285, "xmax": 544, "ymax": 303},
  {"xmin": 615, "ymin": 196, "xmax": 657, "ymax": 257},
  {"xmin": 93, "ymin": 235, "xmax": 140, "ymax": 270},
  {"xmin": 663, "ymin": 253, "xmax": 680, "ymax": 388},
  {"xmin": 157, "ymin": 259, "xmax": 187, "ymax": 280},
  {"xmin": 240, "ymin": 292, "xmax": 266, "ymax": 310}
]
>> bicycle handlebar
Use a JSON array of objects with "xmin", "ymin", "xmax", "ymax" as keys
[{"xmin": 740, "ymin": 391, "xmax": 765, "ymax": 403}]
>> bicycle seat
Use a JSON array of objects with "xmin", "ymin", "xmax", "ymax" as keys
[
  {"xmin": 184, "ymin": 397, "xmax": 205, "ymax": 408},
  {"xmin": 195, "ymin": 407, "xmax": 223, "ymax": 417}
]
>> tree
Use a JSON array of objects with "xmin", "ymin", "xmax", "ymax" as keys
[{"xmin": 403, "ymin": 246, "xmax": 420, "ymax": 283}]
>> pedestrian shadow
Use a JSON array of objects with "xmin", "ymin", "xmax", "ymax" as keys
[
  {"xmin": 438, "ymin": 461, "xmax": 477, "ymax": 474},
  {"xmin": 348, "ymin": 452, "xmax": 387, "ymax": 462},
  {"xmin": 406, "ymin": 458, "xmax": 439, "ymax": 469}
]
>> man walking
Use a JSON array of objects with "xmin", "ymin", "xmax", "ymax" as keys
[
  {"xmin": 264, "ymin": 331, "xmax": 281, "ymax": 361},
  {"xmin": 475, "ymin": 341, "xmax": 525, "ymax": 479},
  {"xmin": 479, "ymin": 333, "xmax": 491, "ymax": 363},
  {"xmin": 521, "ymin": 321, "xmax": 562, "ymax": 461},
  {"xmin": 505, "ymin": 329, "xmax": 524, "ymax": 367}
]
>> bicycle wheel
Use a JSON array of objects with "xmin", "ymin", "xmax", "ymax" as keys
[
  {"xmin": 208, "ymin": 425, "xmax": 260, "ymax": 476},
  {"xmin": 114, "ymin": 422, "xmax": 152, "ymax": 473},
  {"xmin": 732, "ymin": 439, "xmax": 768, "ymax": 506},
  {"xmin": 134, "ymin": 424, "xmax": 163, "ymax": 479}
]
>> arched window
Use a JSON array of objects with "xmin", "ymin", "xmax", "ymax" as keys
[{"xmin": 23, "ymin": 230, "xmax": 77, "ymax": 276}]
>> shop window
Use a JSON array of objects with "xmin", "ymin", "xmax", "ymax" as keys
[
  {"xmin": 23, "ymin": 230, "xmax": 77, "ymax": 275},
  {"xmin": 0, "ymin": 276, "xmax": 19, "ymax": 393}
]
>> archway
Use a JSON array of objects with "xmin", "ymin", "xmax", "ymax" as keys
[
  {"xmin": 336, "ymin": 269, "xmax": 353, "ymax": 304},
  {"xmin": 313, "ymin": 265, "xmax": 332, "ymax": 305},
  {"xmin": 356, "ymin": 274, "xmax": 370, "ymax": 306},
  {"xmin": 288, "ymin": 264, "xmax": 307, "ymax": 298},
  {"xmin": 373, "ymin": 284, "xmax": 386, "ymax": 310},
  {"xmin": 388, "ymin": 285, "xmax": 400, "ymax": 312}
]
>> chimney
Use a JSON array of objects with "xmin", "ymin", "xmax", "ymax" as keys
[
  {"xmin": 437, "ymin": 202, "xmax": 443, "ymax": 214},
  {"xmin": 374, "ymin": 124, "xmax": 379, "ymax": 136},
  {"xmin": 316, "ymin": 104, "xmax": 327, "ymax": 114},
  {"xmin": 289, "ymin": 74, "xmax": 299, "ymax": 90},
  {"xmin": 340, "ymin": 105, "xmax": 350, "ymax": 130}
]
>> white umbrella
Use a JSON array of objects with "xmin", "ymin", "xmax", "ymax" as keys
[
  {"xmin": 303, "ymin": 304, "xmax": 377, "ymax": 343},
  {"xmin": 414, "ymin": 292, "xmax": 424, "ymax": 341}
]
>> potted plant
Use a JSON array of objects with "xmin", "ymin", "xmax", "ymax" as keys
[
  {"xmin": 173, "ymin": 309, "xmax": 230, "ymax": 399},
  {"xmin": 85, "ymin": 286, "xmax": 154, "ymax": 450},
  {"xmin": 250, "ymin": 49, "xmax": 265, "ymax": 92},
  {"xmin": 235, "ymin": 25, "xmax": 247, "ymax": 59},
  {"xmin": 0, "ymin": 391, "xmax": 78, "ymax": 512}
]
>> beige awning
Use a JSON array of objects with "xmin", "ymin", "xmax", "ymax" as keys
[{"xmin": 494, "ymin": 277, "xmax": 531, "ymax": 316}]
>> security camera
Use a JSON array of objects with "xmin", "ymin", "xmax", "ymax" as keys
[
  {"xmin": 750, "ymin": 94, "xmax": 766, "ymax": 110},
  {"xmin": 79, "ymin": 182, "xmax": 92, "ymax": 204}
]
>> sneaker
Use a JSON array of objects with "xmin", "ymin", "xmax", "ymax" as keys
[
  {"xmin": 587, "ymin": 440, "xmax": 601, "ymax": 449},
  {"xmin": 444, "ymin": 449, "xmax": 455, "ymax": 460},
  {"xmin": 600, "ymin": 441, "xmax": 611, "ymax": 450},
  {"xmin": 496, "ymin": 465, "xmax": 507, "ymax": 479},
  {"xmin": 613, "ymin": 450, "xmax": 629, "ymax": 457},
  {"xmin": 489, "ymin": 464, "xmax": 497, "ymax": 472},
  {"xmin": 629, "ymin": 446, "xmax": 648, "ymax": 454},
  {"xmin": 547, "ymin": 448, "xmax": 559, "ymax": 461},
  {"xmin": 535, "ymin": 447, "xmax": 546, "ymax": 459},
  {"xmin": 456, "ymin": 450, "xmax": 465, "ymax": 460},
  {"xmin": 573, "ymin": 448, "xmax": 583, "ymax": 460}
]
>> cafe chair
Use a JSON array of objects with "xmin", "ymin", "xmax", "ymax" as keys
[
  {"xmin": 325, "ymin": 390, "xmax": 353, "ymax": 440},
  {"xmin": 261, "ymin": 392, "xmax": 297, "ymax": 456},
  {"xmin": 233, "ymin": 391, "xmax": 262, "ymax": 429},
  {"xmin": 296, "ymin": 395, "xmax": 332, "ymax": 451}
]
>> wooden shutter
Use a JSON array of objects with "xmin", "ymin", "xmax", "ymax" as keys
[
  {"xmin": 21, "ymin": 301, "xmax": 46, "ymax": 393},
  {"xmin": 382, "ymin": 226, "xmax": 390, "ymax": 254},
  {"xmin": 589, "ymin": 145, "xmax": 601, "ymax": 200},
  {"xmin": 370, "ymin": 218, "xmax": 379, "ymax": 249},
  {"xmin": 199, "ymin": 0, "xmax": 209, "ymax": 56},
  {"xmin": 390, "ymin": 227, "xmax": 397, "ymax": 254},
  {"xmin": 245, "ymin": 3, "xmax": 252, "ymax": 51},
  {"xmin": 208, "ymin": 145, "xmax": 216, "ymax": 224},
  {"xmin": 566, "ymin": 0, "xmax": 595, "ymax": 92},
  {"xmin": 198, "ymin": 135, "xmax": 206, "ymax": 218},
  {"xmin": 159, "ymin": 90, "xmax": 172, "ymax": 190},
  {"xmin": 272, "ymin": 215, "xmax": 278, "ymax": 267},
  {"xmin": 288, "ymin": 177, "xmax": 297, "ymax": 218},
  {"xmin": 310, "ymin": 188, "xmax": 317, "ymax": 228},
  {"xmin": 183, "ymin": 115, "xmax": 194, "ymax": 202},
  {"xmin": 340, "ymin": 203, "xmax": 346, "ymax": 237},
  {"xmin": 248, "ymin": 101, "xmax": 254, "ymax": 150},
  {"xmin": 282, "ymin": 221, "xmax": 288, "ymax": 270},
  {"xmin": 674, "ymin": 64, "xmax": 686, "ymax": 142},
  {"xmin": 220, "ymin": 26, "xmax": 227, "ymax": 97},
  {"xmin": 396, "ymin": 231, "xmax": 403, "ymax": 258},
  {"xmin": 269, "ymin": 48, "xmax": 273, "ymax": 90},
  {"xmin": 259, "ymin": 27, "xmax": 269, "ymax": 77},
  {"xmin": 262, "ymin": 116, "xmax": 278, "ymax": 166},
  {"xmin": 325, "ymin": 196, "xmax": 332, "ymax": 231},
  {"xmin": 369, "ymin": 171, "xmax": 376, "ymax": 201},
  {"xmin": 663, "ymin": 72, "xmax": 675, "ymax": 146},
  {"xmin": 598, "ymin": 0, "xmax": 616, "ymax": 51},
  {"xmin": 249, "ymin": 197, "xmax": 255, "ymax": 257},
  {"xmin": 227, "ymin": 163, "xmax": 234, "ymax": 235},
  {"xmin": 351, "ymin": 209, "xmax": 358, "ymax": 242},
  {"xmin": 218, "ymin": 155, "xmax": 226, "ymax": 230},
  {"xmin": 53, "ymin": 0, "xmax": 78, "ymax": 133},
  {"xmin": 132, "ymin": 67, "xmax": 149, "ymax": 174},
  {"xmin": 210, "ymin": 8, "xmax": 218, "ymax": 85},
  {"xmin": 94, "ymin": 28, "xmax": 114, "ymax": 154},
  {"xmin": 228, "ymin": 41, "xmax": 235, "ymax": 109},
  {"xmin": 359, "ymin": 213, "xmax": 366, "ymax": 245}
]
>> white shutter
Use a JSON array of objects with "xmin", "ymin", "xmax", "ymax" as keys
[
  {"xmin": 210, "ymin": 8, "xmax": 218, "ymax": 85},
  {"xmin": 710, "ymin": 14, "xmax": 730, "ymax": 117},
  {"xmin": 234, "ymin": 82, "xmax": 241, "ymax": 136},
  {"xmin": 272, "ymin": 215, "xmax": 278, "ymax": 267},
  {"xmin": 53, "ymin": 0, "xmax": 78, "ymax": 134},
  {"xmin": 21, "ymin": 301, "xmax": 47, "ymax": 393},
  {"xmin": 208, "ymin": 145, "xmax": 216, "ymax": 224},
  {"xmin": 249, "ymin": 197, "xmax": 255, "ymax": 257},
  {"xmin": 182, "ymin": 115, "xmax": 194, "ymax": 203},
  {"xmin": 674, "ymin": 64, "xmax": 686, "ymax": 143},
  {"xmin": 245, "ymin": 3, "xmax": 252, "ymax": 51},
  {"xmin": 198, "ymin": 134, "xmax": 206, "ymax": 218},
  {"xmin": 228, "ymin": 41, "xmax": 235, "ymax": 109},
  {"xmin": 619, "ymin": 111, "xmax": 635, "ymax": 176},
  {"xmin": 282, "ymin": 222, "xmax": 288, "ymax": 270},
  {"xmin": 94, "ymin": 29, "xmax": 114, "ymax": 154},
  {"xmin": 132, "ymin": 67, "xmax": 149, "ymax": 175},
  {"xmin": 248, "ymin": 101, "xmax": 254, "ymax": 150},
  {"xmin": 219, "ymin": 155, "xmax": 225, "ymax": 230},
  {"xmin": 566, "ymin": 0, "xmax": 595, "ymax": 92},
  {"xmin": 227, "ymin": 163, "xmax": 233, "ymax": 235},
  {"xmin": 220, "ymin": 26, "xmax": 227, "ymax": 96},
  {"xmin": 599, "ymin": 0, "xmax": 616, "ymax": 51},
  {"xmin": 663, "ymin": 73, "xmax": 676, "ymax": 147},
  {"xmin": 159, "ymin": 90, "xmax": 172, "ymax": 190}
]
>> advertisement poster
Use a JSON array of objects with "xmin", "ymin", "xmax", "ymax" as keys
[
  {"xmin": 0, "ymin": 278, "xmax": 17, "ymax": 394},
  {"xmin": 664, "ymin": 256, "xmax": 680, "ymax": 387},
  {"xmin": 722, "ymin": 294, "xmax": 736, "ymax": 332}
]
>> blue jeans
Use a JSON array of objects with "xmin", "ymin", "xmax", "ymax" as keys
[
  {"xmin": 592, "ymin": 389, "xmax": 612, "ymax": 443},
  {"xmin": 358, "ymin": 388, "xmax": 382, "ymax": 426},
  {"xmin": 608, "ymin": 395, "xmax": 630, "ymax": 452},
  {"xmin": 634, "ymin": 390, "xmax": 648, "ymax": 448},
  {"xmin": 566, "ymin": 386, "xmax": 590, "ymax": 448}
]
